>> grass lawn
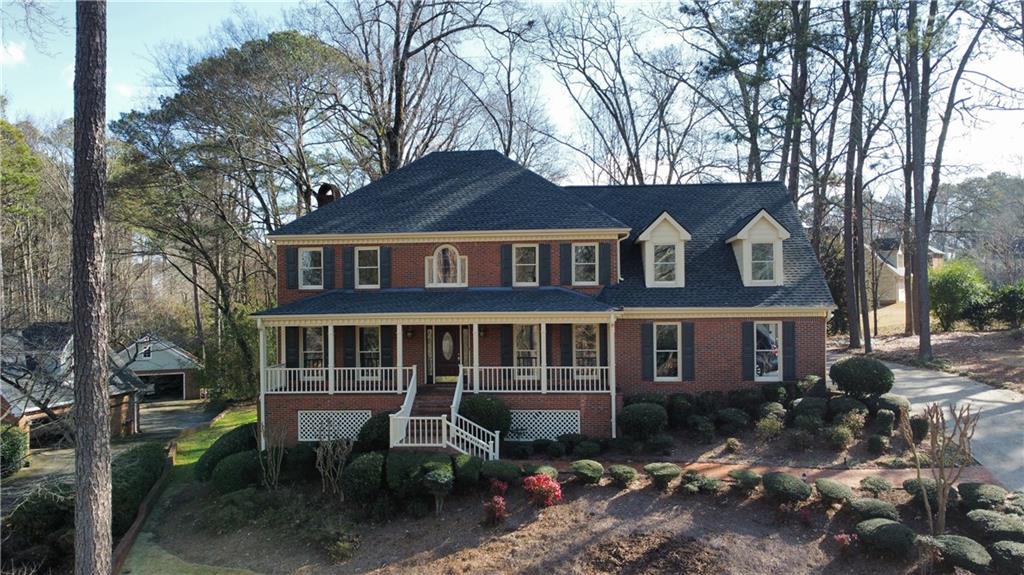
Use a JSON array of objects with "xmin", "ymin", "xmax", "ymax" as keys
[{"xmin": 171, "ymin": 406, "xmax": 257, "ymax": 482}]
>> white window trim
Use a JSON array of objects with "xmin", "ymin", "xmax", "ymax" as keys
[
  {"xmin": 646, "ymin": 242, "xmax": 685, "ymax": 287},
  {"xmin": 571, "ymin": 324, "xmax": 601, "ymax": 378},
  {"xmin": 753, "ymin": 321, "xmax": 782, "ymax": 382},
  {"xmin": 356, "ymin": 326, "xmax": 382, "ymax": 376},
  {"xmin": 354, "ymin": 246, "xmax": 380, "ymax": 289},
  {"xmin": 512, "ymin": 244, "xmax": 539, "ymax": 287},
  {"xmin": 571, "ymin": 242, "xmax": 599, "ymax": 286},
  {"xmin": 653, "ymin": 322, "xmax": 682, "ymax": 382},
  {"xmin": 298, "ymin": 247, "xmax": 324, "ymax": 290},
  {"xmin": 748, "ymin": 241, "xmax": 779, "ymax": 286},
  {"xmin": 513, "ymin": 324, "xmax": 540, "ymax": 380},
  {"xmin": 425, "ymin": 244, "xmax": 468, "ymax": 288},
  {"xmin": 300, "ymin": 326, "xmax": 325, "ymax": 380}
]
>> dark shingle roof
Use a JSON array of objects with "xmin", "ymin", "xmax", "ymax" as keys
[
  {"xmin": 254, "ymin": 287, "xmax": 614, "ymax": 316},
  {"xmin": 567, "ymin": 182, "xmax": 835, "ymax": 308},
  {"xmin": 272, "ymin": 150, "xmax": 626, "ymax": 236},
  {"xmin": 873, "ymin": 237, "xmax": 901, "ymax": 251}
]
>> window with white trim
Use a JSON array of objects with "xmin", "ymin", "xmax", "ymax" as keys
[
  {"xmin": 751, "ymin": 243, "xmax": 775, "ymax": 282},
  {"xmin": 572, "ymin": 243, "xmax": 598, "ymax": 285},
  {"xmin": 301, "ymin": 327, "xmax": 325, "ymax": 368},
  {"xmin": 357, "ymin": 326, "xmax": 381, "ymax": 368},
  {"xmin": 355, "ymin": 247, "xmax": 380, "ymax": 288},
  {"xmin": 513, "ymin": 324, "xmax": 539, "ymax": 378},
  {"xmin": 652, "ymin": 244, "xmax": 677, "ymax": 283},
  {"xmin": 426, "ymin": 244, "xmax": 467, "ymax": 286},
  {"xmin": 754, "ymin": 322, "xmax": 781, "ymax": 381},
  {"xmin": 654, "ymin": 323, "xmax": 680, "ymax": 381},
  {"xmin": 573, "ymin": 324, "xmax": 599, "ymax": 367},
  {"xmin": 298, "ymin": 248, "xmax": 323, "ymax": 289},
  {"xmin": 513, "ymin": 244, "xmax": 538, "ymax": 286}
]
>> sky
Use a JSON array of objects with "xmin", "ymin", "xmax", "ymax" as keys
[{"xmin": 2, "ymin": 0, "xmax": 1023, "ymax": 185}]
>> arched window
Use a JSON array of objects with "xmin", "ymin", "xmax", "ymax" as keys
[{"xmin": 426, "ymin": 244, "xmax": 467, "ymax": 286}]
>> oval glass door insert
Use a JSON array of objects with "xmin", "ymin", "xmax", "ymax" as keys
[{"xmin": 442, "ymin": 332, "xmax": 455, "ymax": 360}]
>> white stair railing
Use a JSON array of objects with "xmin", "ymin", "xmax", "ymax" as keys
[
  {"xmin": 388, "ymin": 366, "xmax": 418, "ymax": 448},
  {"xmin": 447, "ymin": 366, "xmax": 500, "ymax": 460}
]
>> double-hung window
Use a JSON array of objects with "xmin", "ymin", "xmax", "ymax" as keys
[
  {"xmin": 652, "ymin": 244, "xmax": 677, "ymax": 283},
  {"xmin": 751, "ymin": 243, "xmax": 775, "ymax": 282},
  {"xmin": 298, "ymin": 248, "xmax": 323, "ymax": 289},
  {"xmin": 572, "ymin": 243, "xmax": 598, "ymax": 285},
  {"xmin": 513, "ymin": 324, "xmax": 539, "ymax": 380},
  {"xmin": 573, "ymin": 324, "xmax": 599, "ymax": 367},
  {"xmin": 355, "ymin": 247, "xmax": 380, "ymax": 289},
  {"xmin": 357, "ymin": 326, "xmax": 381, "ymax": 371},
  {"xmin": 301, "ymin": 327, "xmax": 325, "ymax": 369},
  {"xmin": 654, "ymin": 323, "xmax": 681, "ymax": 381},
  {"xmin": 513, "ymin": 245, "xmax": 538, "ymax": 286},
  {"xmin": 754, "ymin": 322, "xmax": 781, "ymax": 381}
]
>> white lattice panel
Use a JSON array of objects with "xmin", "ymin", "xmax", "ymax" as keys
[
  {"xmin": 297, "ymin": 410, "xmax": 371, "ymax": 442},
  {"xmin": 508, "ymin": 410, "xmax": 581, "ymax": 440}
]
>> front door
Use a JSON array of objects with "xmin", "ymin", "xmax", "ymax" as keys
[{"xmin": 434, "ymin": 325, "xmax": 460, "ymax": 383}]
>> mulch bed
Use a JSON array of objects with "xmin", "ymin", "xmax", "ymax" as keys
[{"xmin": 578, "ymin": 531, "xmax": 722, "ymax": 575}]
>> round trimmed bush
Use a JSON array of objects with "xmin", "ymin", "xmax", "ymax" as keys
[
  {"xmin": 824, "ymin": 425, "xmax": 854, "ymax": 451},
  {"xmin": 761, "ymin": 382, "xmax": 788, "ymax": 404},
  {"xmin": 867, "ymin": 434, "xmax": 890, "ymax": 455},
  {"xmin": 453, "ymin": 454, "xmax": 483, "ymax": 491},
  {"xmin": 459, "ymin": 395, "xmax": 512, "ymax": 437},
  {"xmin": 687, "ymin": 415, "xmax": 715, "ymax": 443},
  {"xmin": 855, "ymin": 518, "xmax": 917, "ymax": 558},
  {"xmin": 875, "ymin": 409, "xmax": 895, "ymax": 436},
  {"xmin": 815, "ymin": 478, "xmax": 854, "ymax": 504},
  {"xmin": 726, "ymin": 388, "xmax": 764, "ymax": 416},
  {"xmin": 571, "ymin": 459, "xmax": 604, "ymax": 484},
  {"xmin": 829, "ymin": 356, "xmax": 894, "ymax": 397},
  {"xmin": 759, "ymin": 402, "xmax": 786, "ymax": 420},
  {"xmin": 754, "ymin": 416, "xmax": 784, "ymax": 442},
  {"xmin": 905, "ymin": 478, "xmax": 960, "ymax": 510},
  {"xmin": 618, "ymin": 402, "xmax": 668, "ymax": 440},
  {"xmin": 545, "ymin": 440, "xmax": 568, "ymax": 458},
  {"xmin": 194, "ymin": 422, "xmax": 257, "ymax": 481},
  {"xmin": 1, "ymin": 425, "xmax": 29, "ymax": 478},
  {"xmin": 667, "ymin": 394, "xmax": 694, "ymax": 429},
  {"xmin": 860, "ymin": 475, "xmax": 892, "ymax": 497},
  {"xmin": 643, "ymin": 462, "xmax": 682, "ymax": 489},
  {"xmin": 281, "ymin": 444, "xmax": 318, "ymax": 483},
  {"xmin": 828, "ymin": 396, "xmax": 868, "ymax": 419},
  {"xmin": 504, "ymin": 441, "xmax": 532, "ymax": 459},
  {"xmin": 354, "ymin": 411, "xmax": 392, "ymax": 452},
  {"xmin": 531, "ymin": 438, "xmax": 553, "ymax": 453},
  {"xmin": 573, "ymin": 440, "xmax": 601, "ymax": 459},
  {"xmin": 762, "ymin": 472, "xmax": 812, "ymax": 503},
  {"xmin": 715, "ymin": 408, "xmax": 750, "ymax": 435},
  {"xmin": 928, "ymin": 534, "xmax": 991, "ymax": 572},
  {"xmin": 386, "ymin": 451, "xmax": 451, "ymax": 499},
  {"xmin": 211, "ymin": 450, "xmax": 259, "ymax": 494},
  {"xmin": 608, "ymin": 464, "xmax": 638, "ymax": 488},
  {"xmin": 960, "ymin": 483, "xmax": 1008, "ymax": 511},
  {"xmin": 876, "ymin": 393, "xmax": 911, "ymax": 415},
  {"xmin": 342, "ymin": 452, "xmax": 385, "ymax": 502},
  {"xmin": 793, "ymin": 414, "xmax": 824, "ymax": 433},
  {"xmin": 909, "ymin": 415, "xmax": 930, "ymax": 443},
  {"xmin": 787, "ymin": 429, "xmax": 815, "ymax": 451},
  {"xmin": 480, "ymin": 460, "xmax": 522, "ymax": 484},
  {"xmin": 967, "ymin": 510, "xmax": 1024, "ymax": 542},
  {"xmin": 556, "ymin": 433, "xmax": 589, "ymax": 449},
  {"xmin": 990, "ymin": 540, "xmax": 1024, "ymax": 575},
  {"xmin": 850, "ymin": 497, "xmax": 900, "ymax": 520},
  {"xmin": 645, "ymin": 433, "xmax": 674, "ymax": 455},
  {"xmin": 728, "ymin": 469, "xmax": 762, "ymax": 492},
  {"xmin": 523, "ymin": 463, "xmax": 559, "ymax": 480},
  {"xmin": 623, "ymin": 393, "xmax": 667, "ymax": 407},
  {"xmin": 791, "ymin": 397, "xmax": 828, "ymax": 419}
]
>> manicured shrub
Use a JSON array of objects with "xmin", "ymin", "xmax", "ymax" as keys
[
  {"xmin": 875, "ymin": 393, "xmax": 911, "ymax": 415},
  {"xmin": 787, "ymin": 429, "xmax": 815, "ymax": 451},
  {"xmin": 990, "ymin": 540, "xmax": 1024, "ymax": 575},
  {"xmin": 815, "ymin": 478, "xmax": 854, "ymax": 504},
  {"xmin": 995, "ymin": 281, "xmax": 1024, "ymax": 329},
  {"xmin": 643, "ymin": 462, "xmax": 682, "ymax": 489},
  {"xmin": 452, "ymin": 453, "xmax": 483, "ymax": 491},
  {"xmin": 904, "ymin": 478, "xmax": 959, "ymax": 509},
  {"xmin": 571, "ymin": 459, "xmax": 604, "ymax": 484},
  {"xmin": 459, "ymin": 395, "xmax": 512, "ymax": 437},
  {"xmin": 645, "ymin": 433, "xmax": 674, "ymax": 455},
  {"xmin": 761, "ymin": 382, "xmax": 788, "ymax": 404},
  {"xmin": 960, "ymin": 483, "xmax": 1009, "ymax": 511},
  {"xmin": 608, "ymin": 464, "xmax": 638, "ymax": 488},
  {"xmin": 687, "ymin": 414, "xmax": 715, "ymax": 443},
  {"xmin": 793, "ymin": 414, "xmax": 824, "ymax": 433},
  {"xmin": 618, "ymin": 402, "xmax": 668, "ymax": 440},
  {"xmin": 342, "ymin": 452, "xmax": 385, "ymax": 502},
  {"xmin": 850, "ymin": 497, "xmax": 900, "ymax": 520},
  {"xmin": 111, "ymin": 443, "xmax": 167, "ymax": 536},
  {"xmin": 835, "ymin": 411, "xmax": 866, "ymax": 435},
  {"xmin": 523, "ymin": 474, "xmax": 562, "ymax": 507},
  {"xmin": 799, "ymin": 374, "xmax": 828, "ymax": 397},
  {"xmin": 828, "ymin": 397, "xmax": 869, "ymax": 419},
  {"xmin": 354, "ymin": 411, "xmax": 392, "ymax": 453},
  {"xmin": 963, "ymin": 289, "xmax": 995, "ymax": 331},
  {"xmin": 678, "ymin": 470, "xmax": 722, "ymax": 495},
  {"xmin": 929, "ymin": 534, "xmax": 991, "ymax": 572},
  {"xmin": 728, "ymin": 469, "xmax": 761, "ymax": 492},
  {"xmin": 763, "ymin": 472, "xmax": 812, "ymax": 503},
  {"xmin": 754, "ymin": 416, "xmax": 784, "ymax": 442},
  {"xmin": 194, "ymin": 422, "xmax": 257, "ymax": 481},
  {"xmin": 573, "ymin": 440, "xmax": 601, "ymax": 458},
  {"xmin": 909, "ymin": 415, "xmax": 930, "ymax": 444},
  {"xmin": 531, "ymin": 438, "xmax": 553, "ymax": 453},
  {"xmin": 867, "ymin": 434, "xmax": 890, "ymax": 455},
  {"xmin": 930, "ymin": 260, "xmax": 989, "ymax": 330},
  {"xmin": 280, "ymin": 443, "xmax": 318, "ymax": 484},
  {"xmin": 714, "ymin": 408, "xmax": 749, "ymax": 435},
  {"xmin": 726, "ymin": 388, "xmax": 764, "ymax": 416},
  {"xmin": 855, "ymin": 518, "xmax": 917, "ymax": 558},
  {"xmin": 967, "ymin": 510, "xmax": 1024, "ymax": 542},
  {"xmin": 824, "ymin": 425, "xmax": 854, "ymax": 451},
  {"xmin": 667, "ymin": 393, "xmax": 694, "ymax": 429},
  {"xmin": 1, "ymin": 424, "xmax": 29, "ymax": 478},
  {"xmin": 758, "ymin": 402, "xmax": 787, "ymax": 421},
  {"xmin": 522, "ymin": 463, "xmax": 559, "ymax": 480},
  {"xmin": 423, "ymin": 467, "xmax": 454, "ymax": 513},
  {"xmin": 860, "ymin": 475, "xmax": 892, "ymax": 497},
  {"xmin": 480, "ymin": 460, "xmax": 522, "ymax": 484},
  {"xmin": 545, "ymin": 440, "xmax": 568, "ymax": 458},
  {"xmin": 829, "ymin": 356, "xmax": 894, "ymax": 397},
  {"xmin": 875, "ymin": 409, "xmax": 895, "ymax": 437},
  {"xmin": 791, "ymin": 397, "xmax": 828, "ymax": 419},
  {"xmin": 504, "ymin": 441, "xmax": 532, "ymax": 459},
  {"xmin": 386, "ymin": 451, "xmax": 451, "ymax": 499},
  {"xmin": 211, "ymin": 450, "xmax": 260, "ymax": 495},
  {"xmin": 623, "ymin": 393, "xmax": 667, "ymax": 407},
  {"xmin": 556, "ymin": 433, "xmax": 589, "ymax": 449},
  {"xmin": 691, "ymin": 390, "xmax": 725, "ymax": 415},
  {"xmin": 724, "ymin": 437, "xmax": 743, "ymax": 454}
]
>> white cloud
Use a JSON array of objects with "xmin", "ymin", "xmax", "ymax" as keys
[
  {"xmin": 114, "ymin": 83, "xmax": 136, "ymax": 98},
  {"xmin": 0, "ymin": 42, "xmax": 26, "ymax": 67}
]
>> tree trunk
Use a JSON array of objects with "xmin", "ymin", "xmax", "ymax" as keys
[
  {"xmin": 191, "ymin": 260, "xmax": 206, "ymax": 362},
  {"xmin": 72, "ymin": 1, "xmax": 112, "ymax": 573},
  {"xmin": 909, "ymin": 1, "xmax": 933, "ymax": 360},
  {"xmin": 842, "ymin": 2, "xmax": 862, "ymax": 350},
  {"xmin": 785, "ymin": 0, "xmax": 810, "ymax": 202}
]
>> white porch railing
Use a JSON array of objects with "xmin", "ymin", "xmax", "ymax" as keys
[
  {"xmin": 449, "ymin": 366, "xmax": 499, "ymax": 459},
  {"xmin": 463, "ymin": 366, "xmax": 609, "ymax": 393},
  {"xmin": 265, "ymin": 365, "xmax": 414, "ymax": 394}
]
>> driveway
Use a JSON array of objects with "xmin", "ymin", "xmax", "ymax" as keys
[{"xmin": 1, "ymin": 400, "xmax": 216, "ymax": 515}]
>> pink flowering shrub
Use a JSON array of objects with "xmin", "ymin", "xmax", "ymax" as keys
[
  {"xmin": 832, "ymin": 532, "xmax": 858, "ymax": 555},
  {"xmin": 522, "ymin": 474, "xmax": 562, "ymax": 508},
  {"xmin": 489, "ymin": 479, "xmax": 508, "ymax": 497},
  {"xmin": 483, "ymin": 495, "xmax": 507, "ymax": 526}
]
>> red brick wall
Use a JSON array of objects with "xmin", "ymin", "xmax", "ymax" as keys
[
  {"xmin": 263, "ymin": 394, "xmax": 406, "ymax": 445},
  {"xmin": 108, "ymin": 393, "xmax": 137, "ymax": 437}
]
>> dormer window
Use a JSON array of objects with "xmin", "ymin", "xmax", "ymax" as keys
[
  {"xmin": 726, "ymin": 209, "xmax": 789, "ymax": 287},
  {"xmin": 426, "ymin": 244, "xmax": 467, "ymax": 287},
  {"xmin": 299, "ymin": 247, "xmax": 323, "ymax": 289},
  {"xmin": 637, "ymin": 211, "xmax": 690, "ymax": 288},
  {"xmin": 653, "ymin": 244, "xmax": 677, "ymax": 283},
  {"xmin": 751, "ymin": 243, "xmax": 775, "ymax": 282}
]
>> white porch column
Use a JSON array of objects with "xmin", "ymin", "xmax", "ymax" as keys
[
  {"xmin": 258, "ymin": 320, "xmax": 267, "ymax": 450},
  {"xmin": 395, "ymin": 323, "xmax": 404, "ymax": 391},
  {"xmin": 472, "ymin": 323, "xmax": 480, "ymax": 392},
  {"xmin": 608, "ymin": 318, "xmax": 617, "ymax": 438},
  {"xmin": 327, "ymin": 324, "xmax": 335, "ymax": 394},
  {"xmin": 539, "ymin": 322, "xmax": 548, "ymax": 393}
]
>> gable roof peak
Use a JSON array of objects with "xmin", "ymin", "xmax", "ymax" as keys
[
  {"xmin": 635, "ymin": 211, "xmax": 692, "ymax": 243},
  {"xmin": 726, "ymin": 209, "xmax": 791, "ymax": 243}
]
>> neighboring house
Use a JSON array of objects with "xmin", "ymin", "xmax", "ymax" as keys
[
  {"xmin": 0, "ymin": 322, "xmax": 142, "ymax": 441},
  {"xmin": 870, "ymin": 238, "xmax": 947, "ymax": 305},
  {"xmin": 117, "ymin": 334, "xmax": 204, "ymax": 400},
  {"xmin": 253, "ymin": 151, "xmax": 834, "ymax": 458}
]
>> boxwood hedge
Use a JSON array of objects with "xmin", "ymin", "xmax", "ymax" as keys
[
  {"xmin": 855, "ymin": 518, "xmax": 917, "ymax": 558},
  {"xmin": 194, "ymin": 422, "xmax": 257, "ymax": 481},
  {"xmin": 763, "ymin": 472, "xmax": 812, "ymax": 503}
]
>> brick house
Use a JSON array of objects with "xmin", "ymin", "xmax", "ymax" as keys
[{"xmin": 254, "ymin": 151, "xmax": 834, "ymax": 458}]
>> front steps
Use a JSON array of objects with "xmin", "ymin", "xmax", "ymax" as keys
[{"xmin": 410, "ymin": 384, "xmax": 456, "ymax": 416}]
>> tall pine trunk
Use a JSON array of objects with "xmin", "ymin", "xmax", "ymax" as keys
[
  {"xmin": 72, "ymin": 1, "xmax": 112, "ymax": 573},
  {"xmin": 909, "ymin": 1, "xmax": 933, "ymax": 361}
]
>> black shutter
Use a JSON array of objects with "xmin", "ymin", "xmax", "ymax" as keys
[
  {"xmin": 380, "ymin": 247, "xmax": 392, "ymax": 288},
  {"xmin": 742, "ymin": 322, "xmax": 754, "ymax": 381},
  {"xmin": 342, "ymin": 326, "xmax": 355, "ymax": 367},
  {"xmin": 599, "ymin": 324, "xmax": 609, "ymax": 366},
  {"xmin": 323, "ymin": 246, "xmax": 335, "ymax": 290},
  {"xmin": 381, "ymin": 325, "xmax": 395, "ymax": 367},
  {"xmin": 546, "ymin": 324, "xmax": 554, "ymax": 366},
  {"xmin": 599, "ymin": 243, "xmax": 611, "ymax": 285},
  {"xmin": 342, "ymin": 246, "xmax": 354, "ymax": 289},
  {"xmin": 285, "ymin": 326, "xmax": 299, "ymax": 368},
  {"xmin": 641, "ymin": 322, "xmax": 653, "ymax": 380},
  {"xmin": 681, "ymin": 322, "xmax": 695, "ymax": 380},
  {"xmin": 559, "ymin": 243, "xmax": 572, "ymax": 285},
  {"xmin": 500, "ymin": 244, "xmax": 513, "ymax": 287},
  {"xmin": 560, "ymin": 325, "xmax": 572, "ymax": 366},
  {"xmin": 539, "ymin": 244, "xmax": 551, "ymax": 286},
  {"xmin": 285, "ymin": 247, "xmax": 298, "ymax": 289},
  {"xmin": 783, "ymin": 321, "xmax": 796, "ymax": 381},
  {"xmin": 500, "ymin": 325, "xmax": 513, "ymax": 366}
]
